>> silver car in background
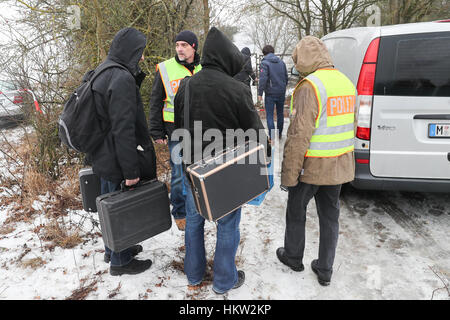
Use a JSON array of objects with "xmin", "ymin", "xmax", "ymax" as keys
[
  {"xmin": 322, "ymin": 20, "xmax": 450, "ymax": 192},
  {"xmin": 0, "ymin": 80, "xmax": 25, "ymax": 128}
]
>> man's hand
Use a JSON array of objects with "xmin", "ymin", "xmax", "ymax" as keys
[
  {"xmin": 155, "ymin": 139, "xmax": 167, "ymax": 145},
  {"xmin": 126, "ymin": 177, "xmax": 140, "ymax": 186},
  {"xmin": 257, "ymin": 96, "xmax": 263, "ymax": 103}
]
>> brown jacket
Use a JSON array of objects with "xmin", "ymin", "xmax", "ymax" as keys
[{"xmin": 281, "ymin": 36, "xmax": 356, "ymax": 187}]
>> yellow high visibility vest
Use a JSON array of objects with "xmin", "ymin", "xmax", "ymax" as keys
[
  {"xmin": 290, "ymin": 69, "xmax": 357, "ymax": 158},
  {"xmin": 157, "ymin": 57, "xmax": 202, "ymax": 123}
]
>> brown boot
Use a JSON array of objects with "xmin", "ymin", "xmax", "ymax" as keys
[{"xmin": 175, "ymin": 218, "xmax": 186, "ymax": 231}]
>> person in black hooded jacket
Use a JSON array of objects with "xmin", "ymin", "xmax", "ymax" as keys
[
  {"xmin": 89, "ymin": 27, "xmax": 154, "ymax": 276},
  {"xmin": 234, "ymin": 47, "xmax": 256, "ymax": 87},
  {"xmin": 173, "ymin": 27, "xmax": 270, "ymax": 294}
]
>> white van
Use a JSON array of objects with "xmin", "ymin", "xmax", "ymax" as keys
[{"xmin": 322, "ymin": 20, "xmax": 450, "ymax": 192}]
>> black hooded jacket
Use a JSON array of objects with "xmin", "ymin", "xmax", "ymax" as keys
[
  {"xmin": 234, "ymin": 47, "xmax": 256, "ymax": 87},
  {"xmin": 174, "ymin": 27, "xmax": 269, "ymax": 165},
  {"xmin": 89, "ymin": 27, "xmax": 153, "ymax": 183}
]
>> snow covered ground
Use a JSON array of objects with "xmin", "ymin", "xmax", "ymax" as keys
[{"xmin": 0, "ymin": 122, "xmax": 449, "ymax": 301}]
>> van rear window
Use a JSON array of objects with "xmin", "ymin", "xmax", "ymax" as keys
[{"xmin": 374, "ymin": 32, "xmax": 450, "ymax": 97}]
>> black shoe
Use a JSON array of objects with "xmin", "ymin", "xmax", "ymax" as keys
[
  {"xmin": 311, "ymin": 259, "xmax": 331, "ymax": 286},
  {"xmin": 233, "ymin": 270, "xmax": 245, "ymax": 289},
  {"xmin": 110, "ymin": 258, "xmax": 152, "ymax": 276},
  {"xmin": 104, "ymin": 245, "xmax": 143, "ymax": 263},
  {"xmin": 276, "ymin": 248, "xmax": 304, "ymax": 272},
  {"xmin": 212, "ymin": 270, "xmax": 245, "ymax": 294}
]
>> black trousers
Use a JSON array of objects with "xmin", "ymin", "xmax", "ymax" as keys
[{"xmin": 284, "ymin": 182, "xmax": 342, "ymax": 279}]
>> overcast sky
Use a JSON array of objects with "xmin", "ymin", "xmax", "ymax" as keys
[{"xmin": 0, "ymin": 1, "xmax": 17, "ymax": 45}]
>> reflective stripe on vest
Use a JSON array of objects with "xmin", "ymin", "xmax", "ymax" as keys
[
  {"xmin": 157, "ymin": 57, "xmax": 202, "ymax": 122},
  {"xmin": 290, "ymin": 69, "xmax": 357, "ymax": 158}
]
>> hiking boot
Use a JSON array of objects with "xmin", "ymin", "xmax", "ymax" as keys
[
  {"xmin": 175, "ymin": 218, "xmax": 186, "ymax": 231},
  {"xmin": 276, "ymin": 247, "xmax": 304, "ymax": 272},
  {"xmin": 212, "ymin": 270, "xmax": 245, "ymax": 294},
  {"xmin": 110, "ymin": 258, "xmax": 152, "ymax": 276},
  {"xmin": 311, "ymin": 259, "xmax": 331, "ymax": 286},
  {"xmin": 104, "ymin": 245, "xmax": 143, "ymax": 263}
]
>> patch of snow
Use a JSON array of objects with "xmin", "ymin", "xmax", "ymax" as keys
[{"xmin": 0, "ymin": 123, "xmax": 449, "ymax": 300}]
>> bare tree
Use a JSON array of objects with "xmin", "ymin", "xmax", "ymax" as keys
[
  {"xmin": 202, "ymin": 0, "xmax": 210, "ymax": 37},
  {"xmin": 0, "ymin": 0, "xmax": 207, "ymax": 181},
  {"xmin": 245, "ymin": 12, "xmax": 299, "ymax": 55},
  {"xmin": 261, "ymin": 0, "xmax": 313, "ymax": 37},
  {"xmin": 257, "ymin": 0, "xmax": 378, "ymax": 37},
  {"xmin": 312, "ymin": 0, "xmax": 379, "ymax": 34},
  {"xmin": 385, "ymin": 0, "xmax": 439, "ymax": 24},
  {"xmin": 0, "ymin": 0, "xmax": 80, "ymax": 179}
]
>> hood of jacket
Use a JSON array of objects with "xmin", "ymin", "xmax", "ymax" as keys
[
  {"xmin": 108, "ymin": 27, "xmax": 146, "ymax": 76},
  {"xmin": 201, "ymin": 27, "xmax": 244, "ymax": 77},
  {"xmin": 292, "ymin": 36, "xmax": 334, "ymax": 76},
  {"xmin": 241, "ymin": 47, "xmax": 251, "ymax": 56},
  {"xmin": 262, "ymin": 53, "xmax": 281, "ymax": 64}
]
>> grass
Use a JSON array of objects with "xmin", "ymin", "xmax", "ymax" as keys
[{"xmin": 20, "ymin": 257, "xmax": 46, "ymax": 269}]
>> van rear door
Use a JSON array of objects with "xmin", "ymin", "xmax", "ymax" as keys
[{"xmin": 370, "ymin": 30, "xmax": 450, "ymax": 180}]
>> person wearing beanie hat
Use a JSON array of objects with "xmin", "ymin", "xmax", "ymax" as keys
[
  {"xmin": 148, "ymin": 30, "xmax": 202, "ymax": 231},
  {"xmin": 175, "ymin": 30, "xmax": 199, "ymax": 53}
]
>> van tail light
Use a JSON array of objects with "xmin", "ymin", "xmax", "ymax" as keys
[
  {"xmin": 356, "ymin": 127, "xmax": 371, "ymax": 140},
  {"xmin": 356, "ymin": 38, "xmax": 380, "ymax": 141},
  {"xmin": 356, "ymin": 96, "xmax": 372, "ymax": 140}
]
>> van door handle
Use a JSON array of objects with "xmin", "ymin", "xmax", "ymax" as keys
[{"xmin": 414, "ymin": 114, "xmax": 450, "ymax": 120}]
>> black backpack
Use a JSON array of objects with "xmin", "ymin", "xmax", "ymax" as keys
[{"xmin": 58, "ymin": 61, "xmax": 128, "ymax": 153}]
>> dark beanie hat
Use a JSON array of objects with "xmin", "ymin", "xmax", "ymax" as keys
[{"xmin": 175, "ymin": 30, "xmax": 198, "ymax": 51}]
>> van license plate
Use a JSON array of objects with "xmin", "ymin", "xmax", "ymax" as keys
[{"xmin": 429, "ymin": 124, "xmax": 450, "ymax": 138}]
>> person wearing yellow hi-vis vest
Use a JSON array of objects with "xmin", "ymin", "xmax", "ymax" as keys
[
  {"xmin": 277, "ymin": 36, "xmax": 357, "ymax": 287},
  {"xmin": 148, "ymin": 30, "xmax": 202, "ymax": 231}
]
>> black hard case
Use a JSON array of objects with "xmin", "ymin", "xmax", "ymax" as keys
[
  {"xmin": 186, "ymin": 142, "xmax": 270, "ymax": 222},
  {"xmin": 79, "ymin": 168, "xmax": 101, "ymax": 212},
  {"xmin": 96, "ymin": 180, "xmax": 172, "ymax": 252}
]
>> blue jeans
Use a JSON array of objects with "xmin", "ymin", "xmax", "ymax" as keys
[
  {"xmin": 265, "ymin": 95, "xmax": 285, "ymax": 140},
  {"xmin": 168, "ymin": 140, "xmax": 186, "ymax": 220},
  {"xmin": 183, "ymin": 175, "xmax": 242, "ymax": 293},
  {"xmin": 100, "ymin": 179, "xmax": 133, "ymax": 267}
]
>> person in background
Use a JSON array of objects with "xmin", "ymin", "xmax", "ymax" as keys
[
  {"xmin": 234, "ymin": 47, "xmax": 256, "ymax": 88},
  {"xmin": 257, "ymin": 45, "xmax": 288, "ymax": 141}
]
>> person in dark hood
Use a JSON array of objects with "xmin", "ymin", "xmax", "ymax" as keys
[
  {"xmin": 234, "ymin": 47, "xmax": 256, "ymax": 87},
  {"xmin": 173, "ymin": 27, "xmax": 270, "ymax": 295},
  {"xmin": 89, "ymin": 27, "xmax": 154, "ymax": 276},
  {"xmin": 148, "ymin": 30, "xmax": 202, "ymax": 232},
  {"xmin": 257, "ymin": 45, "xmax": 289, "ymax": 141}
]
